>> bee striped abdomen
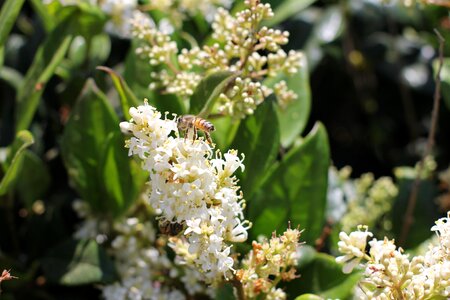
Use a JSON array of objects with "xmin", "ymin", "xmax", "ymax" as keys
[{"xmin": 194, "ymin": 118, "xmax": 215, "ymax": 132}]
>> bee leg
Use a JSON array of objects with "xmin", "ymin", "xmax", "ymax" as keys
[
  {"xmin": 184, "ymin": 129, "xmax": 188, "ymax": 142},
  {"xmin": 205, "ymin": 132, "xmax": 213, "ymax": 144},
  {"xmin": 192, "ymin": 127, "xmax": 197, "ymax": 144}
]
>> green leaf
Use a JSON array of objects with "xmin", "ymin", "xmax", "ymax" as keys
[
  {"xmin": 435, "ymin": 58, "xmax": 450, "ymax": 112},
  {"xmin": 97, "ymin": 66, "xmax": 139, "ymax": 120},
  {"xmin": 42, "ymin": 239, "xmax": 117, "ymax": 286},
  {"xmin": 123, "ymin": 41, "xmax": 184, "ymax": 114},
  {"xmin": 248, "ymin": 123, "xmax": 329, "ymax": 244},
  {"xmin": 392, "ymin": 177, "xmax": 439, "ymax": 249},
  {"xmin": 14, "ymin": 150, "xmax": 50, "ymax": 209},
  {"xmin": 0, "ymin": 66, "xmax": 23, "ymax": 90},
  {"xmin": 264, "ymin": 0, "xmax": 317, "ymax": 27},
  {"xmin": 295, "ymin": 294, "xmax": 324, "ymax": 300},
  {"xmin": 100, "ymin": 132, "xmax": 147, "ymax": 217},
  {"xmin": 61, "ymin": 79, "xmax": 119, "ymax": 215},
  {"xmin": 0, "ymin": 130, "xmax": 34, "ymax": 196},
  {"xmin": 288, "ymin": 252, "xmax": 361, "ymax": 298},
  {"xmin": 15, "ymin": 13, "xmax": 75, "ymax": 132},
  {"xmin": 211, "ymin": 116, "xmax": 240, "ymax": 151},
  {"xmin": 29, "ymin": 0, "xmax": 55, "ymax": 31},
  {"xmin": 0, "ymin": 0, "xmax": 26, "ymax": 48},
  {"xmin": 190, "ymin": 71, "xmax": 236, "ymax": 116},
  {"xmin": 230, "ymin": 99, "xmax": 280, "ymax": 198},
  {"xmin": 275, "ymin": 54, "xmax": 311, "ymax": 148}
]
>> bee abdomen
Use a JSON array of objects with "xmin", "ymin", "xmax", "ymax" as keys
[{"xmin": 195, "ymin": 118, "xmax": 215, "ymax": 132}]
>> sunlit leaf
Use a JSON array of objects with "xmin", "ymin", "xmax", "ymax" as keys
[
  {"xmin": 190, "ymin": 71, "xmax": 236, "ymax": 116},
  {"xmin": 231, "ymin": 99, "xmax": 280, "ymax": 198},
  {"xmin": 275, "ymin": 54, "xmax": 311, "ymax": 148},
  {"xmin": 42, "ymin": 239, "xmax": 116, "ymax": 286},
  {"xmin": 249, "ymin": 123, "xmax": 329, "ymax": 244},
  {"xmin": 295, "ymin": 294, "xmax": 324, "ymax": 300},
  {"xmin": 264, "ymin": 0, "xmax": 316, "ymax": 27},
  {"xmin": 97, "ymin": 66, "xmax": 139, "ymax": 120},
  {"xmin": 0, "ymin": 0, "xmax": 26, "ymax": 48},
  {"xmin": 0, "ymin": 130, "xmax": 34, "ymax": 196}
]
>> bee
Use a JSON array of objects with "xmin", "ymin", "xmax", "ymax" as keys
[
  {"xmin": 177, "ymin": 115, "xmax": 215, "ymax": 144},
  {"xmin": 159, "ymin": 220, "xmax": 185, "ymax": 236}
]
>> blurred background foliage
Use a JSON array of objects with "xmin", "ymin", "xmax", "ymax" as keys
[{"xmin": 0, "ymin": 0, "xmax": 449, "ymax": 299}]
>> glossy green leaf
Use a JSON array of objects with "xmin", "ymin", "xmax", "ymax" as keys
[
  {"xmin": 61, "ymin": 79, "xmax": 118, "ymax": 215},
  {"xmin": 190, "ymin": 71, "xmax": 236, "ymax": 116},
  {"xmin": 264, "ymin": 0, "xmax": 316, "ymax": 27},
  {"xmin": 0, "ymin": 0, "xmax": 26, "ymax": 48},
  {"xmin": 230, "ymin": 99, "xmax": 280, "ymax": 198},
  {"xmin": 288, "ymin": 252, "xmax": 361, "ymax": 298},
  {"xmin": 100, "ymin": 132, "xmax": 147, "ymax": 217},
  {"xmin": 97, "ymin": 66, "xmax": 139, "ymax": 120},
  {"xmin": 275, "ymin": 54, "xmax": 311, "ymax": 148},
  {"xmin": 42, "ymin": 239, "xmax": 116, "ymax": 286},
  {"xmin": 15, "ymin": 14, "xmax": 75, "ymax": 132},
  {"xmin": 14, "ymin": 150, "xmax": 51, "ymax": 209},
  {"xmin": 249, "ymin": 123, "xmax": 329, "ymax": 244},
  {"xmin": 0, "ymin": 130, "xmax": 34, "ymax": 196}
]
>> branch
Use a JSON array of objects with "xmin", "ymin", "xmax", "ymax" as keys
[{"xmin": 399, "ymin": 29, "xmax": 445, "ymax": 246}]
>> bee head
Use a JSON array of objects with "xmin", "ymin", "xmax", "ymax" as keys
[{"xmin": 177, "ymin": 115, "xmax": 187, "ymax": 130}]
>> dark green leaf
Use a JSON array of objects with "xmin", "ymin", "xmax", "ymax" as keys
[
  {"xmin": 61, "ymin": 79, "xmax": 118, "ymax": 215},
  {"xmin": 14, "ymin": 150, "xmax": 50, "ymax": 209},
  {"xmin": 0, "ymin": 130, "xmax": 34, "ymax": 196},
  {"xmin": 97, "ymin": 66, "xmax": 139, "ymax": 120},
  {"xmin": 230, "ymin": 99, "xmax": 280, "ymax": 198},
  {"xmin": 215, "ymin": 283, "xmax": 235, "ymax": 300},
  {"xmin": 0, "ymin": 0, "xmax": 26, "ymax": 48},
  {"xmin": 15, "ymin": 13, "xmax": 75, "ymax": 132},
  {"xmin": 264, "ymin": 0, "xmax": 317, "ymax": 27},
  {"xmin": 100, "ymin": 132, "xmax": 147, "ymax": 217},
  {"xmin": 392, "ymin": 177, "xmax": 439, "ymax": 249},
  {"xmin": 42, "ymin": 239, "xmax": 117, "ymax": 286},
  {"xmin": 190, "ymin": 71, "xmax": 236, "ymax": 116},
  {"xmin": 248, "ymin": 123, "xmax": 329, "ymax": 244},
  {"xmin": 275, "ymin": 54, "xmax": 311, "ymax": 148},
  {"xmin": 288, "ymin": 252, "xmax": 361, "ymax": 298}
]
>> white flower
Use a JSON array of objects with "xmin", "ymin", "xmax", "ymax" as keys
[
  {"xmin": 336, "ymin": 226, "xmax": 372, "ymax": 274},
  {"xmin": 122, "ymin": 102, "xmax": 249, "ymax": 283}
]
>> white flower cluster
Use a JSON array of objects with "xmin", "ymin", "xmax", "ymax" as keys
[
  {"xmin": 236, "ymin": 227, "xmax": 302, "ymax": 299},
  {"xmin": 131, "ymin": 0, "xmax": 303, "ymax": 119},
  {"xmin": 120, "ymin": 102, "xmax": 250, "ymax": 283},
  {"xmin": 336, "ymin": 213, "xmax": 450, "ymax": 299},
  {"xmin": 326, "ymin": 166, "xmax": 398, "ymax": 234}
]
